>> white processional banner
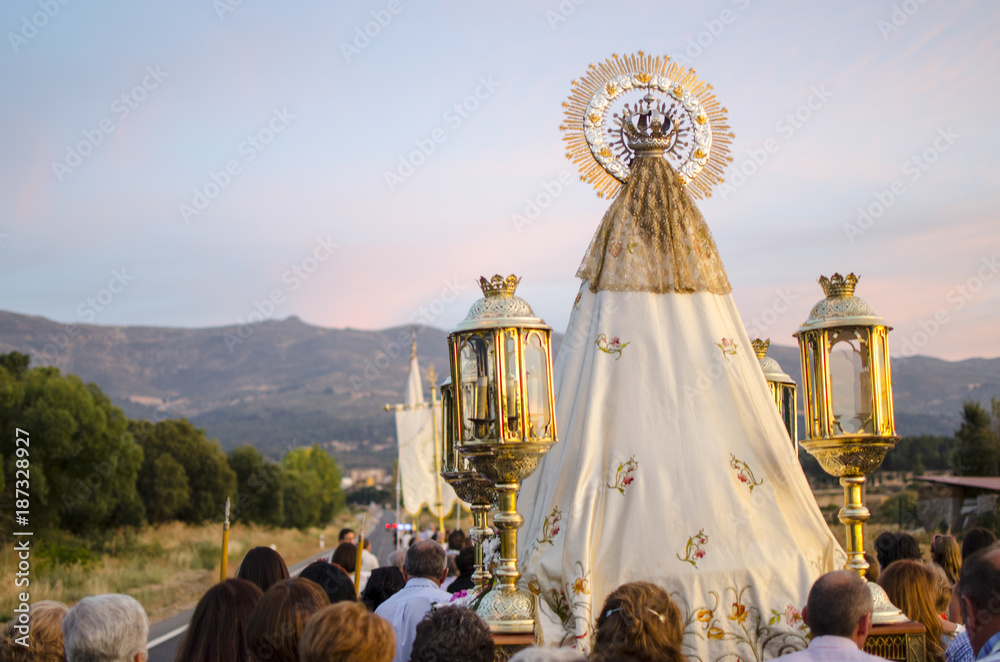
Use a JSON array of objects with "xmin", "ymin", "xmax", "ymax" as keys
[{"xmin": 395, "ymin": 404, "xmax": 460, "ymax": 518}]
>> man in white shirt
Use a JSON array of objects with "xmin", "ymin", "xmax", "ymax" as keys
[
  {"xmin": 780, "ymin": 570, "xmax": 887, "ymax": 661},
  {"xmin": 375, "ymin": 539, "xmax": 452, "ymax": 662},
  {"xmin": 956, "ymin": 543, "xmax": 1000, "ymax": 661}
]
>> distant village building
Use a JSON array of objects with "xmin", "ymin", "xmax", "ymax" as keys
[{"xmin": 916, "ymin": 475, "xmax": 1000, "ymax": 531}]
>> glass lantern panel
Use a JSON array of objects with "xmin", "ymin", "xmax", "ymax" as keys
[
  {"xmin": 503, "ymin": 330, "xmax": 520, "ymax": 438},
  {"xmin": 459, "ymin": 334, "xmax": 495, "ymax": 441},
  {"xmin": 780, "ymin": 384, "xmax": 797, "ymax": 444},
  {"xmin": 524, "ymin": 331, "xmax": 551, "ymax": 439},
  {"xmin": 440, "ymin": 384, "xmax": 456, "ymax": 473},
  {"xmin": 828, "ymin": 329, "xmax": 874, "ymax": 435},
  {"xmin": 872, "ymin": 329, "xmax": 891, "ymax": 433}
]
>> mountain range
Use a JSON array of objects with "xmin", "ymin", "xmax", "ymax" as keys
[{"xmin": 0, "ymin": 310, "xmax": 996, "ymax": 468}]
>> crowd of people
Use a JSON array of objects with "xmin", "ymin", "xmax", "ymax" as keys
[{"xmin": 3, "ymin": 525, "xmax": 1000, "ymax": 662}]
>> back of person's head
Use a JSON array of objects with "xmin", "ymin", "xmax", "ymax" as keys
[
  {"xmin": 299, "ymin": 601, "xmax": 394, "ymax": 662},
  {"xmin": 447, "ymin": 529, "xmax": 467, "ymax": 551},
  {"xmin": 456, "ymin": 546, "xmax": 475, "ymax": 576},
  {"xmin": 591, "ymin": 582, "xmax": 684, "ymax": 662},
  {"xmin": 0, "ymin": 600, "xmax": 68, "ymax": 662},
  {"xmin": 331, "ymin": 542, "xmax": 357, "ymax": 574},
  {"xmin": 389, "ymin": 549, "xmax": 406, "ymax": 570},
  {"xmin": 246, "ymin": 577, "xmax": 329, "ymax": 662},
  {"xmin": 956, "ymin": 543, "xmax": 1000, "ymax": 619},
  {"xmin": 361, "ymin": 567, "xmax": 406, "ymax": 612},
  {"xmin": 874, "ymin": 531, "xmax": 898, "ymax": 569},
  {"xmin": 508, "ymin": 647, "xmax": 588, "ymax": 662},
  {"xmin": 174, "ymin": 578, "xmax": 262, "ymax": 662},
  {"xmin": 962, "ymin": 527, "xmax": 997, "ymax": 561},
  {"xmin": 236, "ymin": 546, "xmax": 290, "ymax": 593},
  {"xmin": 878, "ymin": 561, "xmax": 943, "ymax": 659},
  {"xmin": 895, "ymin": 533, "xmax": 922, "ymax": 562},
  {"xmin": 338, "ymin": 528, "xmax": 355, "ymax": 542},
  {"xmin": 410, "ymin": 606, "xmax": 493, "ymax": 662},
  {"xmin": 874, "ymin": 531, "xmax": 921, "ymax": 569},
  {"xmin": 405, "ymin": 540, "xmax": 447, "ymax": 580},
  {"xmin": 62, "ymin": 594, "xmax": 149, "ymax": 662},
  {"xmin": 298, "ymin": 560, "xmax": 357, "ymax": 604},
  {"xmin": 931, "ymin": 534, "xmax": 962, "ymax": 585},
  {"xmin": 863, "ymin": 552, "xmax": 880, "ymax": 584},
  {"xmin": 804, "ymin": 570, "xmax": 873, "ymax": 639}
]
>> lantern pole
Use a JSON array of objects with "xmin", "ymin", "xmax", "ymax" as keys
[{"xmin": 427, "ymin": 364, "xmax": 446, "ymax": 536}]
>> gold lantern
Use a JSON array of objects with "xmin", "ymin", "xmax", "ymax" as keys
[
  {"xmin": 752, "ymin": 339, "xmax": 798, "ymax": 453},
  {"xmin": 447, "ymin": 274, "xmax": 557, "ymax": 633},
  {"xmin": 439, "ymin": 376, "xmax": 497, "ymax": 593},
  {"xmin": 794, "ymin": 273, "xmax": 898, "ymax": 575}
]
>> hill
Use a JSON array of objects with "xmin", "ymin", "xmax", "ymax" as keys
[{"xmin": 1, "ymin": 310, "xmax": 996, "ymax": 467}]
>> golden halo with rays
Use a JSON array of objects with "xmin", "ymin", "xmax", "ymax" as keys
[{"xmin": 560, "ymin": 52, "xmax": 734, "ymax": 200}]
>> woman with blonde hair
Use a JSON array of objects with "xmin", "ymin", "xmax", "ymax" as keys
[
  {"xmin": 591, "ymin": 582, "xmax": 685, "ymax": 662},
  {"xmin": 931, "ymin": 534, "xmax": 962, "ymax": 622},
  {"xmin": 299, "ymin": 601, "xmax": 394, "ymax": 662},
  {"xmin": 879, "ymin": 560, "xmax": 962, "ymax": 662},
  {"xmin": 0, "ymin": 601, "xmax": 68, "ymax": 662}
]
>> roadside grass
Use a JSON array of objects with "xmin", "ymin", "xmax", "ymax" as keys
[{"xmin": 0, "ymin": 511, "xmax": 359, "ymax": 624}]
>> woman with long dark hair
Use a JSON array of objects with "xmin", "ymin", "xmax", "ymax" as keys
[
  {"xmin": 236, "ymin": 546, "xmax": 290, "ymax": 593},
  {"xmin": 174, "ymin": 578, "xmax": 262, "ymax": 662}
]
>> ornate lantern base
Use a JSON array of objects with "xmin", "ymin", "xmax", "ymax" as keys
[
  {"xmin": 800, "ymin": 436, "xmax": 897, "ymax": 576},
  {"xmin": 460, "ymin": 442, "xmax": 551, "ymax": 634},
  {"xmin": 442, "ymin": 471, "xmax": 497, "ymax": 592}
]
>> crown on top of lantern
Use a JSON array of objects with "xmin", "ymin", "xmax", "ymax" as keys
[
  {"xmin": 479, "ymin": 274, "xmax": 521, "ymax": 298},
  {"xmin": 752, "ymin": 338, "xmax": 770, "ymax": 360},
  {"xmin": 819, "ymin": 273, "xmax": 859, "ymax": 299},
  {"xmin": 621, "ymin": 93, "xmax": 674, "ymax": 154}
]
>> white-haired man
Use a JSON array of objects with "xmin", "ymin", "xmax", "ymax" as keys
[
  {"xmin": 62, "ymin": 594, "xmax": 149, "ymax": 662},
  {"xmin": 781, "ymin": 570, "xmax": 887, "ymax": 661}
]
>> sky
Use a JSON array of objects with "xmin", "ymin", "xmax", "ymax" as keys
[{"xmin": 2, "ymin": 1, "xmax": 998, "ymax": 361}]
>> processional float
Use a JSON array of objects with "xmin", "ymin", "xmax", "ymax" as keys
[{"xmin": 432, "ymin": 52, "xmax": 907, "ymax": 656}]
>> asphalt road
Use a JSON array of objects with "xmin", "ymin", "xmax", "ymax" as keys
[{"xmin": 147, "ymin": 506, "xmax": 396, "ymax": 662}]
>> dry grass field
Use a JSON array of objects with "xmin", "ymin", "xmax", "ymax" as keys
[{"xmin": 1, "ymin": 512, "xmax": 360, "ymax": 624}]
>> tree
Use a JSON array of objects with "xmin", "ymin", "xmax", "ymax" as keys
[
  {"xmin": 281, "ymin": 446, "xmax": 345, "ymax": 525},
  {"xmin": 281, "ymin": 469, "xmax": 321, "ymax": 530},
  {"xmin": 0, "ymin": 355, "xmax": 145, "ymax": 534},
  {"xmin": 227, "ymin": 446, "xmax": 284, "ymax": 526},
  {"xmin": 951, "ymin": 401, "xmax": 1000, "ymax": 477},
  {"xmin": 132, "ymin": 419, "xmax": 236, "ymax": 524}
]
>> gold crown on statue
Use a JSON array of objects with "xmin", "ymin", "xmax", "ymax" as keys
[
  {"xmin": 752, "ymin": 338, "xmax": 770, "ymax": 360},
  {"xmin": 620, "ymin": 93, "xmax": 674, "ymax": 153},
  {"xmin": 479, "ymin": 274, "xmax": 521, "ymax": 298},
  {"xmin": 819, "ymin": 273, "xmax": 859, "ymax": 299}
]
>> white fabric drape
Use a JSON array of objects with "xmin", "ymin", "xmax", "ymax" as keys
[
  {"xmin": 396, "ymin": 349, "xmax": 460, "ymax": 518},
  {"xmin": 518, "ymin": 287, "xmax": 845, "ymax": 660}
]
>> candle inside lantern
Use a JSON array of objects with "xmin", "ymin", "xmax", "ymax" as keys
[
  {"xmin": 507, "ymin": 375, "xmax": 517, "ymax": 418},
  {"xmin": 476, "ymin": 375, "xmax": 488, "ymax": 419}
]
